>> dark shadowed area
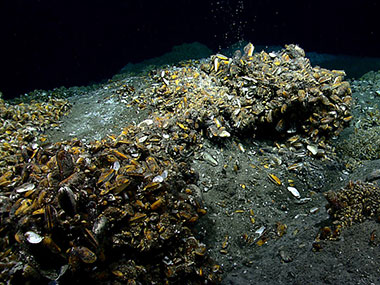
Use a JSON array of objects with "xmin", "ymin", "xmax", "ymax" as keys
[{"xmin": 0, "ymin": 0, "xmax": 379, "ymax": 99}]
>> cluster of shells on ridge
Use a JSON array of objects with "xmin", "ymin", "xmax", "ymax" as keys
[
  {"xmin": 199, "ymin": 43, "xmax": 352, "ymax": 145},
  {"xmin": 0, "ymin": 114, "xmax": 221, "ymax": 283}
]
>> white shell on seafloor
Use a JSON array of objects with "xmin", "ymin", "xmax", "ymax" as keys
[
  {"xmin": 307, "ymin": 145, "xmax": 318, "ymax": 155},
  {"xmin": 287, "ymin": 186, "xmax": 301, "ymax": 198}
]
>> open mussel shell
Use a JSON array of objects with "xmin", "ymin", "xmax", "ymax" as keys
[{"xmin": 25, "ymin": 231, "xmax": 44, "ymax": 244}]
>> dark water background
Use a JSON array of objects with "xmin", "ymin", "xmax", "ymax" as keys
[{"xmin": 1, "ymin": 0, "xmax": 379, "ymax": 99}]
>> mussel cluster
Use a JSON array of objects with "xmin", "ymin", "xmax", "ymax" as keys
[
  {"xmin": 199, "ymin": 43, "xmax": 352, "ymax": 141},
  {"xmin": 314, "ymin": 180, "xmax": 380, "ymax": 244},
  {"xmin": 324, "ymin": 180, "xmax": 380, "ymax": 228},
  {"xmin": 121, "ymin": 43, "xmax": 352, "ymax": 148},
  {"xmin": 0, "ymin": 94, "xmax": 70, "ymax": 173},
  {"xmin": 0, "ymin": 118, "xmax": 220, "ymax": 283}
]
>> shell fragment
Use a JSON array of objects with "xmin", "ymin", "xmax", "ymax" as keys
[
  {"xmin": 25, "ymin": 231, "xmax": 44, "ymax": 244},
  {"xmin": 255, "ymin": 226, "xmax": 266, "ymax": 236},
  {"xmin": 15, "ymin": 183, "xmax": 35, "ymax": 193},
  {"xmin": 306, "ymin": 145, "xmax": 318, "ymax": 156},
  {"xmin": 287, "ymin": 186, "xmax": 301, "ymax": 198},
  {"xmin": 202, "ymin": 152, "xmax": 218, "ymax": 166}
]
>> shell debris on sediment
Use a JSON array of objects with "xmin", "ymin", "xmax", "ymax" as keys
[
  {"xmin": 268, "ymin": 173, "xmax": 282, "ymax": 185},
  {"xmin": 287, "ymin": 186, "xmax": 301, "ymax": 198},
  {"xmin": 202, "ymin": 152, "xmax": 218, "ymax": 166},
  {"xmin": 306, "ymin": 145, "xmax": 318, "ymax": 155},
  {"xmin": 255, "ymin": 226, "xmax": 266, "ymax": 237}
]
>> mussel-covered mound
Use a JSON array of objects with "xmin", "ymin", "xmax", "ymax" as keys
[
  {"xmin": 313, "ymin": 181, "xmax": 380, "ymax": 244},
  {"xmin": 202, "ymin": 44, "xmax": 352, "ymax": 140},
  {"xmin": 324, "ymin": 181, "xmax": 380, "ymax": 228},
  {"xmin": 0, "ymin": 118, "xmax": 221, "ymax": 284},
  {"xmin": 115, "ymin": 44, "xmax": 352, "ymax": 162},
  {"xmin": 139, "ymin": 43, "xmax": 352, "ymax": 143},
  {"xmin": 0, "ymin": 95, "xmax": 70, "ymax": 173}
]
